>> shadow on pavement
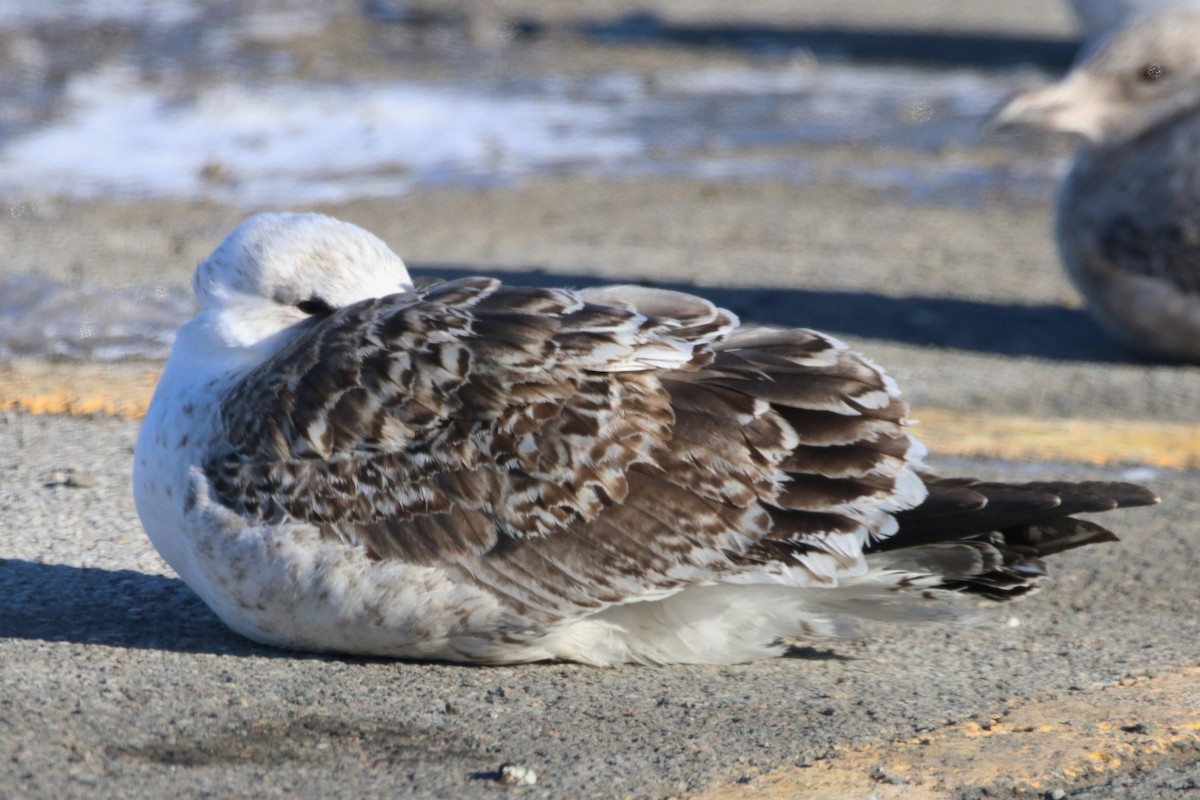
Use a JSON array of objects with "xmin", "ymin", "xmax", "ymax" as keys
[
  {"xmin": 538, "ymin": 13, "xmax": 1081, "ymax": 71},
  {"xmin": 416, "ymin": 264, "xmax": 1142, "ymax": 364},
  {"xmin": 0, "ymin": 559, "xmax": 866, "ymax": 664},
  {"xmin": 0, "ymin": 558, "xmax": 284, "ymax": 656}
]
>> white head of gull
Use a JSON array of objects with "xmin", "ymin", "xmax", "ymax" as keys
[{"xmin": 133, "ymin": 212, "xmax": 1158, "ymax": 665}]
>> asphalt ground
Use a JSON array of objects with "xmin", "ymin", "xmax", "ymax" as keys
[
  {"xmin": 2, "ymin": 413, "xmax": 1197, "ymax": 799},
  {"xmin": 2, "ymin": 2, "xmax": 1199, "ymax": 798}
]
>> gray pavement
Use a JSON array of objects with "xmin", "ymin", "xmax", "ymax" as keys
[
  {"xmin": 1, "ymin": 379, "xmax": 1197, "ymax": 800},
  {"xmin": 2, "ymin": 2, "xmax": 1199, "ymax": 798}
]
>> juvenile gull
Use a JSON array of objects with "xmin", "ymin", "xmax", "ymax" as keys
[
  {"xmin": 994, "ymin": 8, "xmax": 1200, "ymax": 361},
  {"xmin": 133, "ymin": 213, "xmax": 1158, "ymax": 666}
]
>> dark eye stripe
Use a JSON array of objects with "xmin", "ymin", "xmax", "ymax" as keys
[{"xmin": 297, "ymin": 297, "xmax": 336, "ymax": 316}]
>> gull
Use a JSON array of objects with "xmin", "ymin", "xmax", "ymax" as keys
[
  {"xmin": 133, "ymin": 213, "xmax": 1158, "ymax": 665},
  {"xmin": 993, "ymin": 8, "xmax": 1200, "ymax": 362}
]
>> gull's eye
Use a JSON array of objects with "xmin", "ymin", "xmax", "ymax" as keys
[
  {"xmin": 296, "ymin": 296, "xmax": 335, "ymax": 316},
  {"xmin": 1140, "ymin": 63, "xmax": 1167, "ymax": 82}
]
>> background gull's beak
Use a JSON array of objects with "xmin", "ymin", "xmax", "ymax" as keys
[{"xmin": 987, "ymin": 76, "xmax": 1104, "ymax": 143}]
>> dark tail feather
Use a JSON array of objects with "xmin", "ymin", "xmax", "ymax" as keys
[
  {"xmin": 867, "ymin": 477, "xmax": 1159, "ymax": 600},
  {"xmin": 879, "ymin": 477, "xmax": 1157, "ymax": 547}
]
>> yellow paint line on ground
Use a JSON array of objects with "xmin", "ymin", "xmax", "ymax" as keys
[
  {"xmin": 699, "ymin": 668, "xmax": 1200, "ymax": 800},
  {"xmin": 1, "ymin": 361, "xmax": 1198, "ymax": 469},
  {"xmin": 913, "ymin": 408, "xmax": 1200, "ymax": 471},
  {"xmin": 0, "ymin": 361, "xmax": 160, "ymax": 419}
]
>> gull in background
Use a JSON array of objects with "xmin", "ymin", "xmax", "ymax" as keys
[
  {"xmin": 994, "ymin": 8, "xmax": 1200, "ymax": 362},
  {"xmin": 133, "ymin": 213, "xmax": 1158, "ymax": 665}
]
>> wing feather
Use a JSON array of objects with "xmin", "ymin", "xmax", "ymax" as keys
[{"xmin": 208, "ymin": 279, "xmax": 929, "ymax": 620}]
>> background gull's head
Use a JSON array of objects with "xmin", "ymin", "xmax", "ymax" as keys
[{"xmin": 991, "ymin": 9, "xmax": 1200, "ymax": 147}]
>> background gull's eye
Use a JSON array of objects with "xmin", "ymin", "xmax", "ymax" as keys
[
  {"xmin": 296, "ymin": 296, "xmax": 335, "ymax": 316},
  {"xmin": 1140, "ymin": 63, "xmax": 1167, "ymax": 82}
]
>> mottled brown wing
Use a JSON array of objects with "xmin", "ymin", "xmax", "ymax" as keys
[
  {"xmin": 210, "ymin": 278, "xmax": 700, "ymax": 533},
  {"xmin": 207, "ymin": 280, "xmax": 924, "ymax": 621}
]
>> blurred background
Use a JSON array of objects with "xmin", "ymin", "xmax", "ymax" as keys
[
  {"xmin": 0, "ymin": 0, "xmax": 1083, "ymax": 214},
  {"xmin": 2, "ymin": 0, "xmax": 1195, "ymax": 427},
  {"xmin": 0, "ymin": 0, "xmax": 1079, "ymax": 354}
]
